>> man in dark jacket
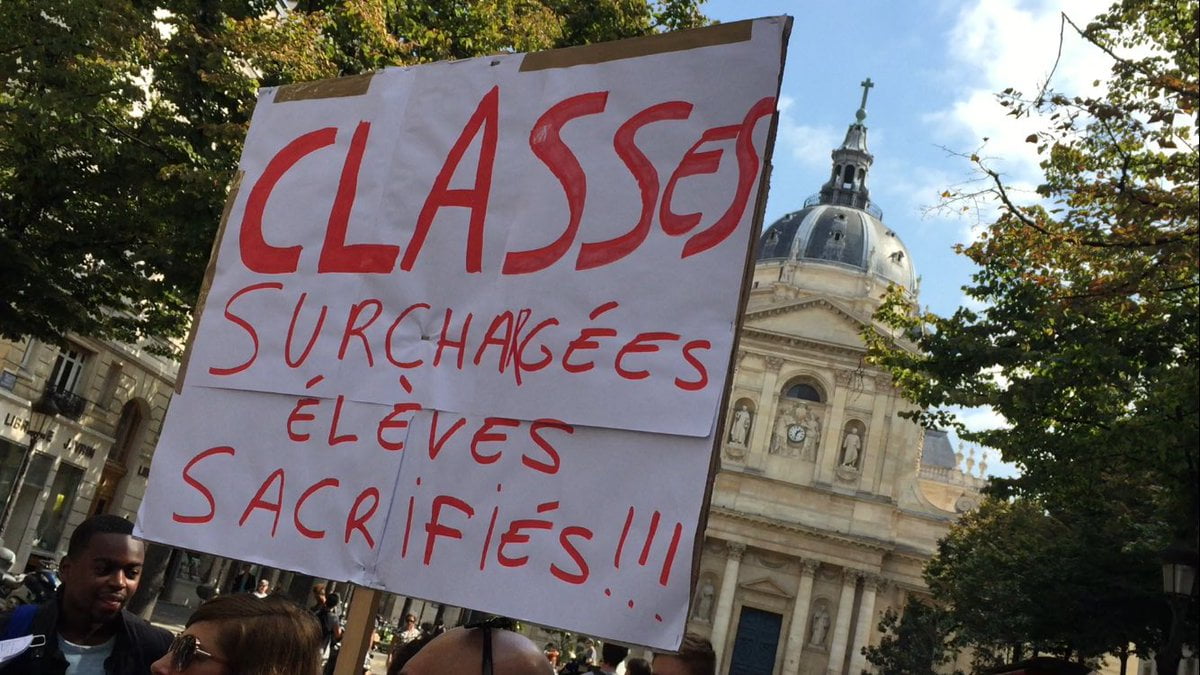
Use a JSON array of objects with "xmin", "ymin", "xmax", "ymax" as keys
[{"xmin": 0, "ymin": 514, "xmax": 172, "ymax": 674}]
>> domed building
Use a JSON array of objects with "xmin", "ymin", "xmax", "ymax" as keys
[{"xmin": 688, "ymin": 81, "xmax": 984, "ymax": 674}]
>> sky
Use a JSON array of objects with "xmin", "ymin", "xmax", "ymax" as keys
[{"xmin": 702, "ymin": 0, "xmax": 1116, "ymax": 477}]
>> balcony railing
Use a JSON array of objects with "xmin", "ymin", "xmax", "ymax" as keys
[
  {"xmin": 42, "ymin": 384, "xmax": 88, "ymax": 420},
  {"xmin": 803, "ymin": 193, "xmax": 884, "ymax": 220}
]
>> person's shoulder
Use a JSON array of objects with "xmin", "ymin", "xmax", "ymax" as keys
[{"xmin": 120, "ymin": 609, "xmax": 173, "ymax": 645}]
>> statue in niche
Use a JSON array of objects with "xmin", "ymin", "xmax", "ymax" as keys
[
  {"xmin": 801, "ymin": 408, "xmax": 822, "ymax": 460},
  {"xmin": 693, "ymin": 579, "xmax": 715, "ymax": 623},
  {"xmin": 809, "ymin": 605, "xmax": 830, "ymax": 646},
  {"xmin": 841, "ymin": 427, "xmax": 862, "ymax": 468},
  {"xmin": 770, "ymin": 405, "xmax": 798, "ymax": 455},
  {"xmin": 728, "ymin": 404, "xmax": 752, "ymax": 447}
]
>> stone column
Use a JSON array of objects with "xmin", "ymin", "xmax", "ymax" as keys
[
  {"xmin": 847, "ymin": 574, "xmax": 883, "ymax": 674},
  {"xmin": 781, "ymin": 559, "xmax": 820, "ymax": 675},
  {"xmin": 825, "ymin": 569, "xmax": 860, "ymax": 675},
  {"xmin": 710, "ymin": 542, "xmax": 746, "ymax": 666},
  {"xmin": 748, "ymin": 357, "xmax": 785, "ymax": 470},
  {"xmin": 862, "ymin": 379, "xmax": 889, "ymax": 493},
  {"xmin": 816, "ymin": 372, "xmax": 850, "ymax": 483}
]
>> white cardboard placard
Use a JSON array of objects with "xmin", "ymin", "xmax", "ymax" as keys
[{"xmin": 138, "ymin": 17, "xmax": 788, "ymax": 650}]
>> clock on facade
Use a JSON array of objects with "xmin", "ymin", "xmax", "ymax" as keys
[{"xmin": 787, "ymin": 424, "xmax": 806, "ymax": 443}]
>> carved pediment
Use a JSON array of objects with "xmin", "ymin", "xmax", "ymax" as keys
[
  {"xmin": 738, "ymin": 577, "xmax": 792, "ymax": 599},
  {"xmin": 744, "ymin": 298, "xmax": 870, "ymax": 349}
]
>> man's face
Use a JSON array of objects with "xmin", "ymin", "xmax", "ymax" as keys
[
  {"xmin": 60, "ymin": 533, "xmax": 144, "ymax": 625},
  {"xmin": 652, "ymin": 654, "xmax": 690, "ymax": 675},
  {"xmin": 257, "ymin": 579, "xmax": 269, "ymax": 592}
]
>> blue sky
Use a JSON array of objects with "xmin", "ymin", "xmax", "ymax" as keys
[{"xmin": 703, "ymin": 0, "xmax": 1115, "ymax": 476}]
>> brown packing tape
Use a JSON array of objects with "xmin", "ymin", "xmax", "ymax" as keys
[
  {"xmin": 686, "ymin": 15, "xmax": 793, "ymax": 644},
  {"xmin": 274, "ymin": 72, "xmax": 374, "ymax": 103},
  {"xmin": 175, "ymin": 171, "xmax": 243, "ymax": 395},
  {"xmin": 520, "ymin": 20, "xmax": 753, "ymax": 72}
]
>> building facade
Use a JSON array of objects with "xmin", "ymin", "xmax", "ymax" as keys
[
  {"xmin": 689, "ymin": 85, "xmax": 984, "ymax": 674},
  {"xmin": 0, "ymin": 334, "xmax": 177, "ymax": 571}
]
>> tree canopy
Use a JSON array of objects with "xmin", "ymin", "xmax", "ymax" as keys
[
  {"xmin": 862, "ymin": 596, "xmax": 962, "ymax": 675},
  {"xmin": 866, "ymin": 0, "xmax": 1197, "ymax": 663},
  {"xmin": 0, "ymin": 0, "xmax": 708, "ymax": 347}
]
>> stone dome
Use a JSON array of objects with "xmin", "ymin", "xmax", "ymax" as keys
[
  {"xmin": 755, "ymin": 78, "xmax": 918, "ymax": 294},
  {"xmin": 757, "ymin": 202, "xmax": 918, "ymax": 293}
]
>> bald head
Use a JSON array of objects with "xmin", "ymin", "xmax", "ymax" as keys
[{"xmin": 399, "ymin": 626, "xmax": 554, "ymax": 675}]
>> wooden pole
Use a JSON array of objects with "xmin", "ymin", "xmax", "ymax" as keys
[{"xmin": 335, "ymin": 585, "xmax": 381, "ymax": 675}]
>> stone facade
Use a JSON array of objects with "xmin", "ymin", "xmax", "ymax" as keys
[
  {"xmin": 0, "ymin": 335, "xmax": 177, "ymax": 570},
  {"xmin": 689, "ymin": 85, "xmax": 984, "ymax": 674}
]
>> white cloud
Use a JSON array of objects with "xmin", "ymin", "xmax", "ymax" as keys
[
  {"xmin": 948, "ymin": 404, "xmax": 1021, "ymax": 478},
  {"xmin": 932, "ymin": 0, "xmax": 1111, "ymax": 188},
  {"xmin": 776, "ymin": 95, "xmax": 839, "ymax": 169}
]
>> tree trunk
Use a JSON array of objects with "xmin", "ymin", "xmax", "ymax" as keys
[{"xmin": 127, "ymin": 543, "xmax": 174, "ymax": 619}]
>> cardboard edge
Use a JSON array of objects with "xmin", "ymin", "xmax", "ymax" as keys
[
  {"xmin": 274, "ymin": 72, "xmax": 375, "ymax": 103},
  {"xmin": 519, "ymin": 19, "xmax": 754, "ymax": 72},
  {"xmin": 174, "ymin": 171, "xmax": 242, "ymax": 395},
  {"xmin": 685, "ymin": 14, "xmax": 793, "ymax": 652}
]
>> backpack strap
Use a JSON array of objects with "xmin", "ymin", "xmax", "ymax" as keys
[{"xmin": 2, "ymin": 603, "xmax": 38, "ymax": 640}]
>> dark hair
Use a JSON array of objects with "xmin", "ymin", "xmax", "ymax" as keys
[
  {"xmin": 602, "ymin": 642, "xmax": 629, "ymax": 666},
  {"xmin": 66, "ymin": 515, "xmax": 134, "ymax": 559},
  {"xmin": 386, "ymin": 632, "xmax": 434, "ymax": 675},
  {"xmin": 188, "ymin": 594, "xmax": 322, "ymax": 675},
  {"xmin": 625, "ymin": 657, "xmax": 652, "ymax": 675},
  {"xmin": 326, "ymin": 592, "xmax": 341, "ymax": 609},
  {"xmin": 658, "ymin": 633, "xmax": 716, "ymax": 675}
]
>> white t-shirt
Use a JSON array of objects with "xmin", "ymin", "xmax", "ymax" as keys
[{"xmin": 58, "ymin": 634, "xmax": 115, "ymax": 675}]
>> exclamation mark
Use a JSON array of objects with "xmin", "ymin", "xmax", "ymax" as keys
[
  {"xmin": 614, "ymin": 507, "xmax": 635, "ymax": 569},
  {"xmin": 658, "ymin": 522, "xmax": 683, "ymax": 586},
  {"xmin": 638, "ymin": 511, "xmax": 661, "ymax": 566}
]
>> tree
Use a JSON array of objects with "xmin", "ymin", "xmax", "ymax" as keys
[
  {"xmin": 862, "ymin": 597, "xmax": 961, "ymax": 675},
  {"xmin": 923, "ymin": 498, "xmax": 1162, "ymax": 668},
  {"xmin": 1, "ymin": 0, "xmax": 709, "ymax": 347},
  {"xmin": 865, "ymin": 0, "xmax": 1197, "ymax": 664}
]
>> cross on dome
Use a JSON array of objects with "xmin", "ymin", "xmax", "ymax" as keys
[{"xmin": 856, "ymin": 77, "xmax": 874, "ymax": 122}]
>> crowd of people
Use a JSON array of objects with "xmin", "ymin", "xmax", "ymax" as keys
[
  {"xmin": 0, "ymin": 514, "xmax": 716, "ymax": 675},
  {"xmin": 544, "ymin": 634, "xmax": 715, "ymax": 675}
]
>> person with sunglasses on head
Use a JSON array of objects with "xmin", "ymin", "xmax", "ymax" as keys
[
  {"xmin": 0, "ymin": 514, "xmax": 172, "ymax": 674},
  {"xmin": 150, "ymin": 593, "xmax": 322, "ymax": 675}
]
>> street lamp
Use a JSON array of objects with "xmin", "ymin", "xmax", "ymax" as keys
[
  {"xmin": 0, "ymin": 394, "xmax": 60, "ymax": 542},
  {"xmin": 1157, "ymin": 545, "xmax": 1198, "ymax": 675}
]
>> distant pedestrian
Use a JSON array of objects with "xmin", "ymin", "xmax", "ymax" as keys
[
  {"xmin": 624, "ymin": 657, "xmax": 652, "ymax": 675},
  {"xmin": 397, "ymin": 613, "xmax": 421, "ymax": 643},
  {"xmin": 310, "ymin": 583, "xmax": 327, "ymax": 614},
  {"xmin": 595, "ymin": 642, "xmax": 629, "ymax": 674},
  {"xmin": 318, "ymin": 592, "xmax": 344, "ymax": 674},
  {"xmin": 253, "ymin": 578, "xmax": 271, "ymax": 599},
  {"xmin": 0, "ymin": 514, "xmax": 172, "ymax": 674},
  {"xmin": 150, "ymin": 593, "xmax": 321, "ymax": 675},
  {"xmin": 228, "ymin": 565, "xmax": 256, "ymax": 594}
]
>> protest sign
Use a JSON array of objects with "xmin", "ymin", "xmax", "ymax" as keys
[{"xmin": 137, "ymin": 17, "xmax": 789, "ymax": 650}]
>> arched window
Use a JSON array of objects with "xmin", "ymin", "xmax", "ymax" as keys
[
  {"xmin": 785, "ymin": 382, "xmax": 823, "ymax": 402},
  {"xmin": 841, "ymin": 165, "xmax": 855, "ymax": 188}
]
